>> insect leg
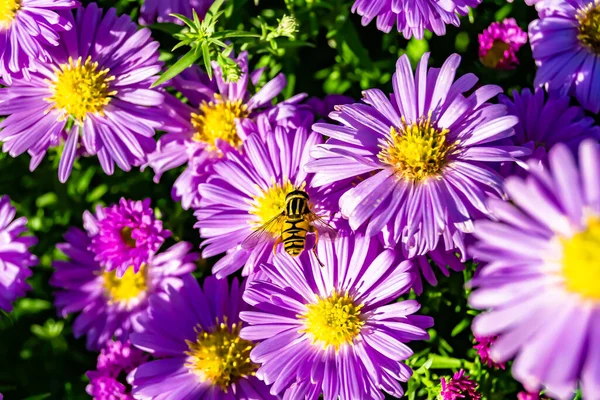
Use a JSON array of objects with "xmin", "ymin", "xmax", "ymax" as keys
[
  {"xmin": 272, "ymin": 236, "xmax": 283, "ymax": 255},
  {"xmin": 311, "ymin": 227, "xmax": 325, "ymax": 267}
]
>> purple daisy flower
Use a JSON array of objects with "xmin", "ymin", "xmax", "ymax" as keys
[
  {"xmin": 307, "ymin": 53, "xmax": 526, "ymax": 259},
  {"xmin": 351, "ymin": 0, "xmax": 481, "ymax": 39},
  {"xmin": 0, "ymin": 0, "xmax": 78, "ymax": 84},
  {"xmin": 140, "ymin": 0, "xmax": 213, "ymax": 25},
  {"xmin": 128, "ymin": 275, "xmax": 274, "ymax": 400},
  {"xmin": 498, "ymin": 88, "xmax": 600, "ymax": 177},
  {"xmin": 86, "ymin": 340, "xmax": 147, "ymax": 400},
  {"xmin": 479, "ymin": 18, "xmax": 527, "ymax": 70},
  {"xmin": 474, "ymin": 335, "xmax": 505, "ymax": 370},
  {"xmin": 530, "ymin": 0, "xmax": 600, "ymax": 113},
  {"xmin": 239, "ymin": 233, "xmax": 433, "ymax": 399},
  {"xmin": 469, "ymin": 139, "xmax": 600, "ymax": 398},
  {"xmin": 440, "ymin": 370, "xmax": 482, "ymax": 400},
  {"xmin": 86, "ymin": 198, "xmax": 170, "ymax": 277},
  {"xmin": 0, "ymin": 3, "xmax": 168, "ymax": 182},
  {"xmin": 51, "ymin": 228, "xmax": 197, "ymax": 350},
  {"xmin": 195, "ymin": 124, "xmax": 341, "ymax": 278},
  {"xmin": 0, "ymin": 195, "xmax": 37, "ymax": 313},
  {"xmin": 147, "ymin": 54, "xmax": 290, "ymax": 209},
  {"xmin": 409, "ymin": 243, "xmax": 466, "ymax": 295}
]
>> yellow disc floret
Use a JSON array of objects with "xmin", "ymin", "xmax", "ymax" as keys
[
  {"xmin": 47, "ymin": 56, "xmax": 116, "ymax": 121},
  {"xmin": 185, "ymin": 321, "xmax": 257, "ymax": 391},
  {"xmin": 578, "ymin": 0, "xmax": 600, "ymax": 54},
  {"xmin": 378, "ymin": 116, "xmax": 455, "ymax": 182},
  {"xmin": 560, "ymin": 217, "xmax": 600, "ymax": 301},
  {"xmin": 248, "ymin": 180, "xmax": 297, "ymax": 234},
  {"xmin": 301, "ymin": 291, "xmax": 365, "ymax": 350},
  {"xmin": 0, "ymin": 0, "xmax": 20, "ymax": 30},
  {"xmin": 103, "ymin": 265, "xmax": 147, "ymax": 304},
  {"xmin": 481, "ymin": 40, "xmax": 511, "ymax": 68},
  {"xmin": 191, "ymin": 95, "xmax": 249, "ymax": 151}
]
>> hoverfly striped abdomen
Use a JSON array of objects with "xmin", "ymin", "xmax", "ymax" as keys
[{"xmin": 282, "ymin": 190, "xmax": 311, "ymax": 257}]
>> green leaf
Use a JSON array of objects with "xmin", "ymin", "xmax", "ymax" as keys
[
  {"xmin": 23, "ymin": 394, "xmax": 52, "ymax": 400},
  {"xmin": 152, "ymin": 49, "xmax": 201, "ymax": 88},
  {"xmin": 169, "ymin": 13, "xmax": 195, "ymax": 29},
  {"xmin": 427, "ymin": 354, "xmax": 463, "ymax": 369},
  {"xmin": 451, "ymin": 318, "xmax": 472, "ymax": 337},
  {"xmin": 202, "ymin": 43, "xmax": 212, "ymax": 78}
]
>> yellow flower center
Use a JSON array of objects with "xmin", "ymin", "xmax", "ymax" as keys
[
  {"xmin": 46, "ymin": 56, "xmax": 116, "ymax": 121},
  {"xmin": 378, "ymin": 116, "xmax": 455, "ymax": 182},
  {"xmin": 103, "ymin": 266, "xmax": 147, "ymax": 304},
  {"xmin": 301, "ymin": 292, "xmax": 365, "ymax": 350},
  {"xmin": 578, "ymin": 0, "xmax": 600, "ymax": 54},
  {"xmin": 0, "ymin": 0, "xmax": 19, "ymax": 30},
  {"xmin": 248, "ymin": 180, "xmax": 297, "ymax": 234},
  {"xmin": 481, "ymin": 40, "xmax": 511, "ymax": 68},
  {"xmin": 560, "ymin": 217, "xmax": 600, "ymax": 301},
  {"xmin": 185, "ymin": 321, "xmax": 257, "ymax": 391},
  {"xmin": 191, "ymin": 95, "xmax": 249, "ymax": 152}
]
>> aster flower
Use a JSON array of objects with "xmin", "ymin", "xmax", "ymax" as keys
[
  {"xmin": 517, "ymin": 391, "xmax": 550, "ymax": 400},
  {"xmin": 128, "ymin": 275, "xmax": 274, "ymax": 400},
  {"xmin": 498, "ymin": 88, "xmax": 600, "ymax": 177},
  {"xmin": 195, "ymin": 124, "xmax": 341, "ymax": 278},
  {"xmin": 409, "ymin": 243, "xmax": 466, "ymax": 295},
  {"xmin": 440, "ymin": 370, "xmax": 482, "ymax": 400},
  {"xmin": 474, "ymin": 336, "xmax": 505, "ymax": 369},
  {"xmin": 307, "ymin": 53, "xmax": 526, "ymax": 259},
  {"xmin": 0, "ymin": 3, "xmax": 168, "ymax": 182},
  {"xmin": 0, "ymin": 195, "xmax": 37, "ymax": 313},
  {"xmin": 240, "ymin": 233, "xmax": 433, "ymax": 399},
  {"xmin": 469, "ymin": 139, "xmax": 600, "ymax": 399},
  {"xmin": 0, "ymin": 0, "xmax": 78, "ymax": 84},
  {"xmin": 51, "ymin": 228, "xmax": 197, "ymax": 350},
  {"xmin": 86, "ymin": 340, "xmax": 147, "ymax": 400},
  {"xmin": 479, "ymin": 18, "xmax": 527, "ymax": 70},
  {"xmin": 140, "ymin": 0, "xmax": 213, "ymax": 25},
  {"xmin": 147, "ymin": 53, "xmax": 289, "ymax": 209},
  {"xmin": 86, "ymin": 198, "xmax": 170, "ymax": 277},
  {"xmin": 530, "ymin": 0, "xmax": 600, "ymax": 113},
  {"xmin": 351, "ymin": 0, "xmax": 481, "ymax": 39}
]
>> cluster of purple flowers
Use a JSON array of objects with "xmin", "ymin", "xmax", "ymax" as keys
[{"xmin": 0, "ymin": 0, "xmax": 599, "ymax": 399}]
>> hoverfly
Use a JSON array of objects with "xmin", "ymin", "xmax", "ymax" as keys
[{"xmin": 241, "ymin": 189, "xmax": 336, "ymax": 266}]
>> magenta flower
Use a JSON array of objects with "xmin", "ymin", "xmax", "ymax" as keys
[
  {"xmin": 470, "ymin": 140, "xmax": 600, "ymax": 398},
  {"xmin": 87, "ymin": 198, "xmax": 170, "ymax": 277},
  {"xmin": 0, "ymin": 0, "xmax": 78, "ymax": 84},
  {"xmin": 0, "ymin": 195, "xmax": 37, "ymax": 313},
  {"xmin": 0, "ymin": 4, "xmax": 169, "ymax": 182},
  {"xmin": 86, "ymin": 340, "xmax": 147, "ymax": 400},
  {"xmin": 240, "ymin": 234, "xmax": 433, "ymax": 399},
  {"xmin": 306, "ymin": 53, "xmax": 526, "ymax": 259},
  {"xmin": 147, "ymin": 53, "xmax": 292, "ymax": 209},
  {"xmin": 440, "ymin": 370, "xmax": 482, "ymax": 400},
  {"xmin": 530, "ymin": 0, "xmax": 600, "ymax": 112},
  {"xmin": 52, "ymin": 228, "xmax": 197, "ymax": 350},
  {"xmin": 352, "ymin": 0, "xmax": 481, "ymax": 39},
  {"xmin": 128, "ymin": 275, "xmax": 275, "ymax": 400},
  {"xmin": 140, "ymin": 0, "xmax": 213, "ymax": 25},
  {"xmin": 479, "ymin": 18, "xmax": 527, "ymax": 70},
  {"xmin": 474, "ymin": 336, "xmax": 506, "ymax": 369}
]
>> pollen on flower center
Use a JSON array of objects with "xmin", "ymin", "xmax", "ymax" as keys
[
  {"xmin": 185, "ymin": 321, "xmax": 257, "ymax": 390},
  {"xmin": 103, "ymin": 265, "xmax": 147, "ymax": 303},
  {"xmin": 0, "ymin": 0, "xmax": 20, "ymax": 29},
  {"xmin": 47, "ymin": 56, "xmax": 117, "ymax": 121},
  {"xmin": 191, "ymin": 95, "xmax": 249, "ymax": 151},
  {"xmin": 378, "ymin": 116, "xmax": 455, "ymax": 181},
  {"xmin": 248, "ymin": 180, "xmax": 297, "ymax": 234},
  {"xmin": 301, "ymin": 291, "xmax": 365, "ymax": 350},
  {"xmin": 577, "ymin": 0, "xmax": 600, "ymax": 53},
  {"xmin": 560, "ymin": 217, "xmax": 600, "ymax": 301},
  {"xmin": 481, "ymin": 40, "xmax": 511, "ymax": 68}
]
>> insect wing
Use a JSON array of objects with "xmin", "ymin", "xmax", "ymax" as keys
[
  {"xmin": 308, "ymin": 213, "xmax": 338, "ymax": 240},
  {"xmin": 241, "ymin": 213, "xmax": 285, "ymax": 250}
]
